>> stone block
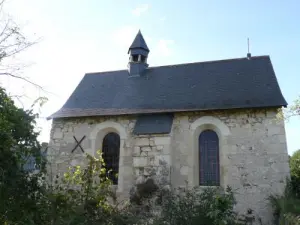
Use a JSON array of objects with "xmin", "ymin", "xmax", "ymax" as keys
[
  {"xmin": 156, "ymin": 145, "xmax": 164, "ymax": 151},
  {"xmin": 53, "ymin": 129, "xmax": 63, "ymax": 139},
  {"xmin": 140, "ymin": 151, "xmax": 148, "ymax": 157},
  {"xmin": 163, "ymin": 146, "xmax": 170, "ymax": 154},
  {"xmin": 278, "ymin": 134, "xmax": 287, "ymax": 144},
  {"xmin": 144, "ymin": 167, "xmax": 156, "ymax": 176},
  {"xmin": 133, "ymin": 157, "xmax": 148, "ymax": 167},
  {"xmin": 154, "ymin": 155, "xmax": 170, "ymax": 166},
  {"xmin": 135, "ymin": 138, "xmax": 150, "ymax": 146},
  {"xmin": 74, "ymin": 124, "xmax": 90, "ymax": 136},
  {"xmin": 149, "ymin": 140, "xmax": 155, "ymax": 146},
  {"xmin": 153, "ymin": 137, "xmax": 170, "ymax": 145},
  {"xmin": 129, "ymin": 121, "xmax": 135, "ymax": 129},
  {"xmin": 125, "ymin": 141, "xmax": 131, "ymax": 148},
  {"xmin": 267, "ymin": 126, "xmax": 281, "ymax": 136},
  {"xmin": 141, "ymin": 146, "xmax": 151, "ymax": 152},
  {"xmin": 59, "ymin": 143, "xmax": 75, "ymax": 153},
  {"xmin": 180, "ymin": 166, "xmax": 188, "ymax": 176},
  {"xmin": 121, "ymin": 156, "xmax": 132, "ymax": 166},
  {"xmin": 133, "ymin": 146, "xmax": 140, "ymax": 156}
]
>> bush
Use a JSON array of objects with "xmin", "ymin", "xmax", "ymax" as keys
[
  {"xmin": 269, "ymin": 179, "xmax": 300, "ymax": 225},
  {"xmin": 268, "ymin": 150, "xmax": 300, "ymax": 224},
  {"xmin": 151, "ymin": 186, "xmax": 241, "ymax": 225}
]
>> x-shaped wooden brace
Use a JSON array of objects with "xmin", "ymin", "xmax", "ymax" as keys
[{"xmin": 71, "ymin": 135, "xmax": 86, "ymax": 153}]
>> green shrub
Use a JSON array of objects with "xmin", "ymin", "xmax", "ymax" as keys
[
  {"xmin": 151, "ymin": 186, "xmax": 241, "ymax": 225},
  {"xmin": 269, "ymin": 179, "xmax": 300, "ymax": 225}
]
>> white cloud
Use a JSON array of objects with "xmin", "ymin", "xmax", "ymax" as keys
[{"xmin": 132, "ymin": 4, "xmax": 149, "ymax": 16}]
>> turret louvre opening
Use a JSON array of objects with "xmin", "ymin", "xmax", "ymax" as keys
[
  {"xmin": 141, "ymin": 55, "xmax": 146, "ymax": 63},
  {"xmin": 132, "ymin": 55, "xmax": 138, "ymax": 62}
]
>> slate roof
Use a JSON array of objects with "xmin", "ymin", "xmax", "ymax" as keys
[
  {"xmin": 128, "ymin": 30, "xmax": 149, "ymax": 53},
  {"xmin": 133, "ymin": 114, "xmax": 174, "ymax": 135},
  {"xmin": 49, "ymin": 55, "xmax": 287, "ymax": 119}
]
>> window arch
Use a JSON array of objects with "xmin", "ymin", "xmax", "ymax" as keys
[
  {"xmin": 102, "ymin": 132, "xmax": 120, "ymax": 185},
  {"xmin": 199, "ymin": 130, "xmax": 220, "ymax": 186}
]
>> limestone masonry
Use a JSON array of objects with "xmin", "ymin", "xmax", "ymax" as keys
[{"xmin": 49, "ymin": 108, "xmax": 290, "ymax": 224}]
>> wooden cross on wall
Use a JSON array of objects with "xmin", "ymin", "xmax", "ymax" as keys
[{"xmin": 71, "ymin": 135, "xmax": 86, "ymax": 153}]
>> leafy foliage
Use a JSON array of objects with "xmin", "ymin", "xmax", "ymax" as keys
[
  {"xmin": 269, "ymin": 179, "xmax": 300, "ymax": 225},
  {"xmin": 277, "ymin": 96, "xmax": 300, "ymax": 121},
  {"xmin": 37, "ymin": 152, "xmax": 138, "ymax": 225},
  {"xmin": 290, "ymin": 150, "xmax": 300, "ymax": 178},
  {"xmin": 269, "ymin": 150, "xmax": 300, "ymax": 224},
  {"xmin": 0, "ymin": 87, "xmax": 46, "ymax": 224},
  {"xmin": 289, "ymin": 150, "xmax": 300, "ymax": 197},
  {"xmin": 152, "ymin": 186, "xmax": 242, "ymax": 225}
]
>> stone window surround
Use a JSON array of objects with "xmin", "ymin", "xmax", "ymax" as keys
[
  {"xmin": 189, "ymin": 116, "xmax": 231, "ymax": 187},
  {"xmin": 89, "ymin": 121, "xmax": 128, "ymax": 193},
  {"xmin": 88, "ymin": 117, "xmax": 231, "ymax": 191}
]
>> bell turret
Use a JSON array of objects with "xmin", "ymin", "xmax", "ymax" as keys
[{"xmin": 127, "ymin": 30, "xmax": 149, "ymax": 76}]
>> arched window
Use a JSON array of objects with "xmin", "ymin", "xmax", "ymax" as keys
[
  {"xmin": 199, "ymin": 130, "xmax": 220, "ymax": 186},
  {"xmin": 102, "ymin": 132, "xmax": 120, "ymax": 185}
]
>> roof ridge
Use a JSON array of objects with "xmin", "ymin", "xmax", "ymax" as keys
[
  {"xmin": 148, "ymin": 55, "xmax": 270, "ymax": 69},
  {"xmin": 86, "ymin": 69, "xmax": 126, "ymax": 76},
  {"xmin": 85, "ymin": 55, "xmax": 270, "ymax": 76}
]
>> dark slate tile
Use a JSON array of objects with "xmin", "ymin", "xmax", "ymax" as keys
[
  {"xmin": 133, "ymin": 114, "xmax": 174, "ymax": 135},
  {"xmin": 49, "ymin": 56, "xmax": 287, "ymax": 119}
]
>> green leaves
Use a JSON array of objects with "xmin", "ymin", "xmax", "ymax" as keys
[
  {"xmin": 0, "ymin": 87, "xmax": 46, "ymax": 224},
  {"xmin": 269, "ymin": 150, "xmax": 300, "ymax": 224},
  {"xmin": 152, "ymin": 186, "xmax": 240, "ymax": 225}
]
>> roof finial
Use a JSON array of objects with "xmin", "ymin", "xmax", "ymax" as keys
[{"xmin": 247, "ymin": 38, "xmax": 251, "ymax": 59}]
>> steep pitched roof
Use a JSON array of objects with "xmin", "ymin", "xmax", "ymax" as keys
[
  {"xmin": 49, "ymin": 56, "xmax": 287, "ymax": 119},
  {"xmin": 128, "ymin": 30, "xmax": 149, "ymax": 53}
]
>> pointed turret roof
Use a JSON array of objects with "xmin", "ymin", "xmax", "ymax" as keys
[{"xmin": 128, "ymin": 30, "xmax": 149, "ymax": 53}]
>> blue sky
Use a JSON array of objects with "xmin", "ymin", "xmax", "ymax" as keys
[{"xmin": 1, "ymin": 0, "xmax": 299, "ymax": 154}]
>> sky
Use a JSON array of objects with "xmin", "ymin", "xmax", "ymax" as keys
[{"xmin": 0, "ymin": 0, "xmax": 299, "ymax": 154}]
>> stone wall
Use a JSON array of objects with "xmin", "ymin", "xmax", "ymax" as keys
[
  {"xmin": 132, "ymin": 135, "xmax": 171, "ymax": 186},
  {"xmin": 48, "ymin": 116, "xmax": 172, "ymax": 198},
  {"xmin": 48, "ymin": 108, "xmax": 290, "ymax": 224},
  {"xmin": 170, "ymin": 108, "xmax": 290, "ymax": 224}
]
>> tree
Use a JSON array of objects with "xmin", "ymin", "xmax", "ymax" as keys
[
  {"xmin": 277, "ymin": 96, "xmax": 300, "ymax": 121},
  {"xmin": 290, "ymin": 150, "xmax": 300, "ymax": 178},
  {"xmin": 0, "ymin": 87, "xmax": 46, "ymax": 224},
  {"xmin": 0, "ymin": 0, "xmax": 40, "ymax": 88}
]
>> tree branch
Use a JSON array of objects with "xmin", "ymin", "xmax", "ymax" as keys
[{"xmin": 0, "ymin": 72, "xmax": 43, "ymax": 89}]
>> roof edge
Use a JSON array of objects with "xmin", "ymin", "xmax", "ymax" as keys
[{"xmin": 47, "ymin": 104, "xmax": 287, "ymax": 120}]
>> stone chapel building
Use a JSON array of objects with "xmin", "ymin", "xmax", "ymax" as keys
[{"xmin": 48, "ymin": 30, "xmax": 290, "ymax": 222}]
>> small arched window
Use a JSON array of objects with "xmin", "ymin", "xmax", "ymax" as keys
[
  {"xmin": 199, "ymin": 130, "xmax": 220, "ymax": 186},
  {"xmin": 102, "ymin": 132, "xmax": 120, "ymax": 185}
]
